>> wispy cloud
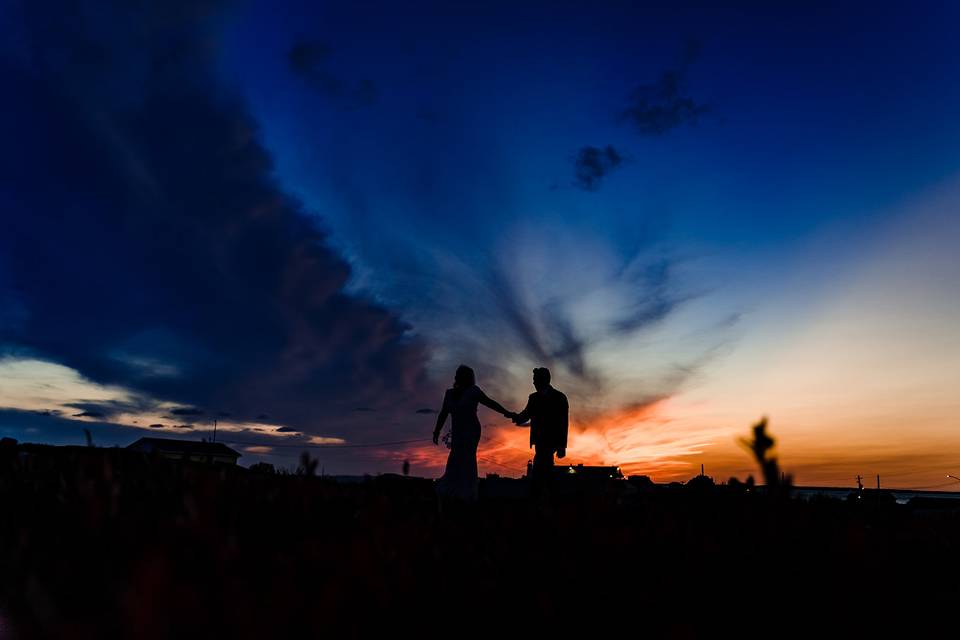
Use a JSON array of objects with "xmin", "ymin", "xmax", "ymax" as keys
[
  {"xmin": 620, "ymin": 41, "xmax": 709, "ymax": 136},
  {"xmin": 573, "ymin": 145, "xmax": 625, "ymax": 191},
  {"xmin": 288, "ymin": 40, "xmax": 378, "ymax": 109}
]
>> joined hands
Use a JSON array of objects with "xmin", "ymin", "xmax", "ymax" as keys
[{"xmin": 505, "ymin": 411, "xmax": 528, "ymax": 426}]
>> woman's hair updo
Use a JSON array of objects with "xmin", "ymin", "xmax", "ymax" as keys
[{"xmin": 454, "ymin": 364, "xmax": 476, "ymax": 388}]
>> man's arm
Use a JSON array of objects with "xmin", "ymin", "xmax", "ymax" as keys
[
  {"xmin": 557, "ymin": 393, "xmax": 569, "ymax": 457},
  {"xmin": 513, "ymin": 394, "xmax": 533, "ymax": 426}
]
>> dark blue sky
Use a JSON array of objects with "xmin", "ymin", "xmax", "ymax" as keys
[
  {"xmin": 223, "ymin": 1, "xmax": 960, "ymax": 240},
  {"xmin": 2, "ymin": 1, "xmax": 959, "ymax": 479}
]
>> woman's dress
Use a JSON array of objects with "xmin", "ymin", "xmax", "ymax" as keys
[{"xmin": 436, "ymin": 385, "xmax": 484, "ymax": 501}]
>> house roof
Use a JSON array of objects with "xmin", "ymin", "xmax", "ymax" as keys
[{"xmin": 127, "ymin": 437, "xmax": 240, "ymax": 458}]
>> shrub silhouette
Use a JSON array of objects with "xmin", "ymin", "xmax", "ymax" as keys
[
  {"xmin": 249, "ymin": 462, "xmax": 276, "ymax": 474},
  {"xmin": 297, "ymin": 451, "xmax": 318, "ymax": 476},
  {"xmin": 739, "ymin": 417, "xmax": 792, "ymax": 493}
]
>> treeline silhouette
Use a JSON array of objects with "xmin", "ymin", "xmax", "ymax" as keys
[{"xmin": 0, "ymin": 430, "xmax": 958, "ymax": 637}]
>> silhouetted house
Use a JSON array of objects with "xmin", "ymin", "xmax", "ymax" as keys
[
  {"xmin": 127, "ymin": 437, "xmax": 240, "ymax": 465},
  {"xmin": 685, "ymin": 473, "xmax": 716, "ymax": 491},
  {"xmin": 628, "ymin": 474, "xmax": 656, "ymax": 490},
  {"xmin": 553, "ymin": 464, "xmax": 624, "ymax": 480},
  {"xmin": 908, "ymin": 496, "xmax": 960, "ymax": 515},
  {"xmin": 480, "ymin": 474, "xmax": 529, "ymax": 499},
  {"xmin": 846, "ymin": 488, "xmax": 896, "ymax": 506}
]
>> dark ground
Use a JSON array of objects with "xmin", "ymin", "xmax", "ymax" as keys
[{"xmin": 1, "ymin": 444, "xmax": 959, "ymax": 638}]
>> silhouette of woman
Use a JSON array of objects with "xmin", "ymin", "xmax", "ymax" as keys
[{"xmin": 433, "ymin": 365, "xmax": 515, "ymax": 501}]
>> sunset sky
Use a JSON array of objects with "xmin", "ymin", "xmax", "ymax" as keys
[{"xmin": 1, "ymin": 1, "xmax": 958, "ymax": 488}]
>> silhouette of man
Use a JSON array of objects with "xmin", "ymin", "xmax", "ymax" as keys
[{"xmin": 513, "ymin": 367, "xmax": 568, "ymax": 496}]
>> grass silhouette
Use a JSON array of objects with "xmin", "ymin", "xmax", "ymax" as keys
[{"xmin": 0, "ymin": 429, "xmax": 957, "ymax": 637}]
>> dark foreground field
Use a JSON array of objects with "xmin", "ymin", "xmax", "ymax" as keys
[{"xmin": 2, "ymin": 445, "xmax": 959, "ymax": 638}]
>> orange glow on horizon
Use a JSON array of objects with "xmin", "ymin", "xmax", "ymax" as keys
[{"xmin": 383, "ymin": 399, "xmax": 734, "ymax": 482}]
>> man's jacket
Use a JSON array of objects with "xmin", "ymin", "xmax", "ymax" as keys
[{"xmin": 516, "ymin": 386, "xmax": 568, "ymax": 451}]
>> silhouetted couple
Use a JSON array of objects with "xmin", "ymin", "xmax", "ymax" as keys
[{"xmin": 432, "ymin": 365, "xmax": 568, "ymax": 501}]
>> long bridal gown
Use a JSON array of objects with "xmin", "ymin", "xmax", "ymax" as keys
[{"xmin": 436, "ymin": 385, "xmax": 486, "ymax": 501}]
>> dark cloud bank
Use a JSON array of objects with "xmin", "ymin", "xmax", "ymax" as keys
[{"xmin": 0, "ymin": 0, "xmax": 431, "ymax": 438}]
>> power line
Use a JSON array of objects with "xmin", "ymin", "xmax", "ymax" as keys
[
  {"xmin": 219, "ymin": 434, "xmax": 528, "ymax": 472},
  {"xmin": 478, "ymin": 456, "xmax": 526, "ymax": 473},
  {"xmin": 211, "ymin": 434, "xmax": 958, "ymax": 487},
  {"xmin": 901, "ymin": 481, "xmax": 960, "ymax": 490},
  {"xmin": 860, "ymin": 467, "xmax": 955, "ymax": 479},
  {"xmin": 218, "ymin": 436, "xmax": 431, "ymax": 450}
]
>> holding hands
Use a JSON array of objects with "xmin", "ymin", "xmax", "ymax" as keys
[{"xmin": 506, "ymin": 411, "xmax": 528, "ymax": 426}]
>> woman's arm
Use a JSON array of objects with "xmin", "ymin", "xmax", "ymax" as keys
[
  {"xmin": 433, "ymin": 392, "xmax": 450, "ymax": 445},
  {"xmin": 433, "ymin": 389, "xmax": 450, "ymax": 444},
  {"xmin": 476, "ymin": 388, "xmax": 515, "ymax": 419}
]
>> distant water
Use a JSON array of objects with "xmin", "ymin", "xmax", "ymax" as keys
[{"xmin": 793, "ymin": 487, "xmax": 960, "ymax": 505}]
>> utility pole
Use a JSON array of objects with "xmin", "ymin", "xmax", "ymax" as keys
[
  {"xmin": 701, "ymin": 463, "xmax": 705, "ymax": 477},
  {"xmin": 856, "ymin": 475, "xmax": 863, "ymax": 499},
  {"xmin": 876, "ymin": 474, "xmax": 880, "ymax": 490},
  {"xmin": 213, "ymin": 418, "xmax": 217, "ymax": 443}
]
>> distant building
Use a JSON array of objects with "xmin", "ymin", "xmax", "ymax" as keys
[
  {"xmin": 685, "ymin": 473, "xmax": 716, "ymax": 490},
  {"xmin": 551, "ymin": 464, "xmax": 624, "ymax": 480},
  {"xmin": 127, "ymin": 437, "xmax": 240, "ymax": 465},
  {"xmin": 628, "ymin": 475, "xmax": 656, "ymax": 489}
]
